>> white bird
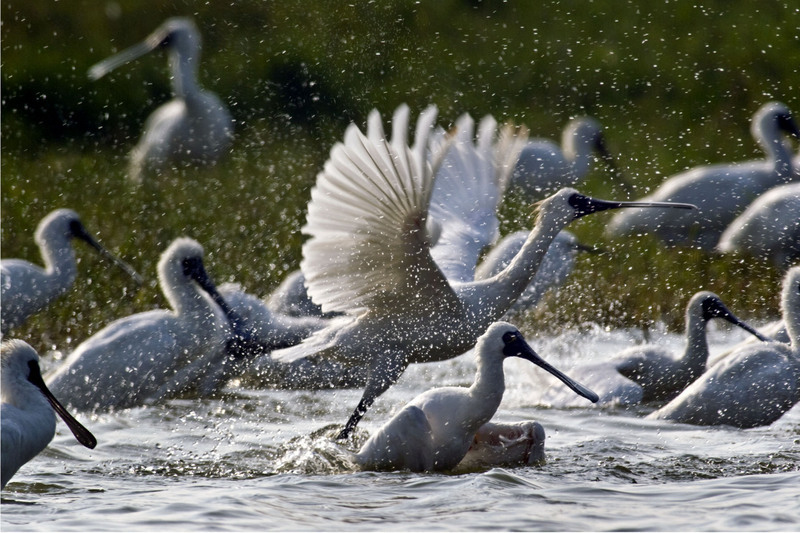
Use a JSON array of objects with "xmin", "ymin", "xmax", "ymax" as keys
[
  {"xmin": 474, "ymin": 229, "xmax": 598, "ymax": 315},
  {"xmin": 270, "ymin": 105, "xmax": 695, "ymax": 439},
  {"xmin": 541, "ymin": 291, "xmax": 770, "ymax": 407},
  {"xmin": 355, "ymin": 322, "xmax": 597, "ymax": 472},
  {"xmin": 46, "ymin": 238, "xmax": 248, "ymax": 410},
  {"xmin": 607, "ymin": 101, "xmax": 800, "ymax": 249},
  {"xmin": 716, "ymin": 182, "xmax": 800, "ymax": 268},
  {"xmin": 510, "ymin": 117, "xmax": 632, "ymax": 202},
  {"xmin": 2, "ymin": 339, "xmax": 96, "ymax": 489},
  {"xmin": 1, "ymin": 208, "xmax": 142, "ymax": 335},
  {"xmin": 648, "ymin": 266, "xmax": 800, "ymax": 428},
  {"xmin": 89, "ymin": 17, "xmax": 234, "ymax": 182}
]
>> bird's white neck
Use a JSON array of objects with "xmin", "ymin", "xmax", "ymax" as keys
[
  {"xmin": 36, "ymin": 232, "xmax": 79, "ymax": 293},
  {"xmin": 458, "ymin": 207, "xmax": 569, "ymax": 325},
  {"xmin": 682, "ymin": 306, "xmax": 712, "ymax": 375},
  {"xmin": 169, "ymin": 45, "xmax": 200, "ymax": 99},
  {"xmin": 467, "ymin": 352, "xmax": 507, "ymax": 427}
]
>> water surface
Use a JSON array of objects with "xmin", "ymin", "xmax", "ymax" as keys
[{"xmin": 3, "ymin": 325, "xmax": 798, "ymax": 531}]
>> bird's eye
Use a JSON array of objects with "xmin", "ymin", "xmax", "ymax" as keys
[{"xmin": 502, "ymin": 331, "xmax": 519, "ymax": 344}]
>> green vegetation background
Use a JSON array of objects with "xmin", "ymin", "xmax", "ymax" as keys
[{"xmin": 2, "ymin": 0, "xmax": 798, "ymax": 353}]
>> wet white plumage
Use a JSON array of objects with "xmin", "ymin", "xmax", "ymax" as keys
[
  {"xmin": 46, "ymin": 238, "xmax": 240, "ymax": 410},
  {"xmin": 1, "ymin": 209, "xmax": 141, "ymax": 335},
  {"xmin": 607, "ymin": 101, "xmax": 800, "ymax": 249},
  {"xmin": 541, "ymin": 291, "xmax": 769, "ymax": 407},
  {"xmin": 2, "ymin": 340, "xmax": 96, "ymax": 489},
  {"xmin": 716, "ymin": 182, "xmax": 800, "ymax": 268},
  {"xmin": 510, "ymin": 117, "xmax": 630, "ymax": 201},
  {"xmin": 648, "ymin": 266, "xmax": 800, "ymax": 428},
  {"xmin": 270, "ymin": 105, "xmax": 695, "ymax": 438},
  {"xmin": 355, "ymin": 322, "xmax": 595, "ymax": 472},
  {"xmin": 89, "ymin": 17, "xmax": 234, "ymax": 182}
]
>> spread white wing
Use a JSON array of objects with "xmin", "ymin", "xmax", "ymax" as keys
[{"xmin": 300, "ymin": 105, "xmax": 461, "ymax": 317}]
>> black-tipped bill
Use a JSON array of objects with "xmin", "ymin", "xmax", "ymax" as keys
[
  {"xmin": 568, "ymin": 192, "xmax": 696, "ymax": 219},
  {"xmin": 72, "ymin": 222, "xmax": 143, "ymax": 285},
  {"xmin": 502, "ymin": 331, "xmax": 599, "ymax": 403},
  {"xmin": 88, "ymin": 28, "xmax": 169, "ymax": 81},
  {"xmin": 703, "ymin": 297, "xmax": 772, "ymax": 343},
  {"xmin": 27, "ymin": 360, "xmax": 96, "ymax": 449}
]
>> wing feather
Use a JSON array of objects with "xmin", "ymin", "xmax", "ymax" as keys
[{"xmin": 301, "ymin": 107, "xmax": 461, "ymax": 316}]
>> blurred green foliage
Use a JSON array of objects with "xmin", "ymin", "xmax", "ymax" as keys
[{"xmin": 2, "ymin": 0, "xmax": 798, "ymax": 352}]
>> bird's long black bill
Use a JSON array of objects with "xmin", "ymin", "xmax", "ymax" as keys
[
  {"xmin": 722, "ymin": 313, "xmax": 772, "ymax": 343},
  {"xmin": 504, "ymin": 335, "xmax": 599, "ymax": 403},
  {"xmin": 88, "ymin": 26, "xmax": 169, "ymax": 81},
  {"xmin": 569, "ymin": 192, "xmax": 696, "ymax": 219},
  {"xmin": 28, "ymin": 361, "xmax": 97, "ymax": 449},
  {"xmin": 75, "ymin": 227, "xmax": 143, "ymax": 285},
  {"xmin": 595, "ymin": 139, "xmax": 635, "ymax": 197}
]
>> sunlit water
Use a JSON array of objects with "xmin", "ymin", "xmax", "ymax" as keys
[{"xmin": 3, "ymin": 323, "xmax": 799, "ymax": 531}]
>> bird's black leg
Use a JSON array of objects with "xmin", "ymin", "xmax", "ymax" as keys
[{"xmin": 336, "ymin": 353, "xmax": 407, "ymax": 440}]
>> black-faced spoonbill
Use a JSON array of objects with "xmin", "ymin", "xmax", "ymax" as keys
[
  {"xmin": 270, "ymin": 105, "xmax": 696, "ymax": 439},
  {"xmin": 46, "ymin": 238, "xmax": 248, "ymax": 410},
  {"xmin": 89, "ymin": 17, "xmax": 234, "ymax": 182},
  {"xmin": 716, "ymin": 182, "xmax": 800, "ymax": 268},
  {"xmin": 510, "ymin": 117, "xmax": 632, "ymax": 201},
  {"xmin": 606, "ymin": 101, "xmax": 800, "ymax": 249},
  {"xmin": 1, "ymin": 209, "xmax": 142, "ymax": 335},
  {"xmin": 2, "ymin": 340, "xmax": 96, "ymax": 489},
  {"xmin": 354, "ymin": 322, "xmax": 597, "ymax": 472},
  {"xmin": 541, "ymin": 291, "xmax": 770, "ymax": 407},
  {"xmin": 648, "ymin": 266, "xmax": 800, "ymax": 428}
]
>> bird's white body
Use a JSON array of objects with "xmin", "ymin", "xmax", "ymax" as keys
[
  {"xmin": 270, "ymin": 105, "xmax": 693, "ymax": 437},
  {"xmin": 716, "ymin": 182, "xmax": 800, "ymax": 267},
  {"xmin": 218, "ymin": 282, "xmax": 327, "ymax": 350},
  {"xmin": 46, "ymin": 238, "xmax": 236, "ymax": 410},
  {"xmin": 355, "ymin": 322, "xmax": 590, "ymax": 472},
  {"xmin": 607, "ymin": 102, "xmax": 800, "ymax": 249},
  {"xmin": 2, "ymin": 340, "xmax": 95, "ymax": 489},
  {"xmin": 648, "ymin": 267, "xmax": 800, "ymax": 428},
  {"xmin": 510, "ymin": 117, "xmax": 628, "ymax": 201},
  {"xmin": 1, "ymin": 209, "xmax": 139, "ymax": 335},
  {"xmin": 541, "ymin": 292, "xmax": 768, "ymax": 407},
  {"xmin": 90, "ymin": 17, "xmax": 233, "ymax": 182}
]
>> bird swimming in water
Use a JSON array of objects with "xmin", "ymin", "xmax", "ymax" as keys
[
  {"xmin": 89, "ymin": 17, "xmax": 234, "ymax": 182},
  {"xmin": 1, "ymin": 208, "xmax": 141, "ymax": 335},
  {"xmin": 606, "ymin": 101, "xmax": 800, "ymax": 249},
  {"xmin": 716, "ymin": 182, "xmax": 800, "ymax": 268},
  {"xmin": 648, "ymin": 266, "xmax": 800, "ymax": 428},
  {"xmin": 46, "ymin": 238, "xmax": 250, "ymax": 410},
  {"xmin": 510, "ymin": 117, "xmax": 632, "ymax": 201},
  {"xmin": 354, "ymin": 322, "xmax": 597, "ymax": 472},
  {"xmin": 2, "ymin": 339, "xmax": 96, "ymax": 489},
  {"xmin": 541, "ymin": 291, "xmax": 770, "ymax": 407},
  {"xmin": 270, "ymin": 104, "xmax": 695, "ymax": 439}
]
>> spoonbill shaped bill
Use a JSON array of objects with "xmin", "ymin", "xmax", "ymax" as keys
[
  {"xmin": 1, "ymin": 208, "xmax": 142, "ymax": 335},
  {"xmin": 2, "ymin": 340, "xmax": 96, "ymax": 489},
  {"xmin": 716, "ymin": 182, "xmax": 800, "ymax": 268},
  {"xmin": 46, "ymin": 238, "xmax": 248, "ymax": 411},
  {"xmin": 89, "ymin": 17, "xmax": 234, "ymax": 183},
  {"xmin": 648, "ymin": 266, "xmax": 800, "ymax": 428},
  {"xmin": 606, "ymin": 101, "xmax": 800, "ymax": 249},
  {"xmin": 474, "ymin": 229, "xmax": 599, "ymax": 316},
  {"xmin": 541, "ymin": 291, "xmax": 770, "ymax": 407},
  {"xmin": 354, "ymin": 322, "xmax": 597, "ymax": 472},
  {"xmin": 510, "ymin": 117, "xmax": 632, "ymax": 201},
  {"xmin": 270, "ymin": 104, "xmax": 696, "ymax": 439}
]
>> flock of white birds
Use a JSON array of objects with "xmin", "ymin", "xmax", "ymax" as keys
[{"xmin": 2, "ymin": 17, "xmax": 799, "ymax": 484}]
